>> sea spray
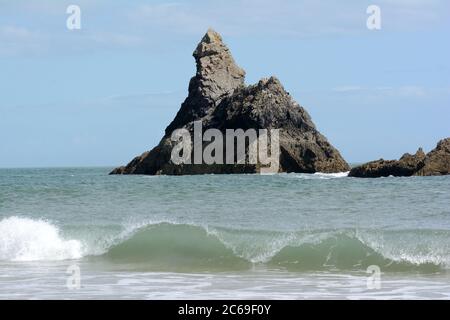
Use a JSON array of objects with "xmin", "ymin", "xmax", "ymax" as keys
[
  {"xmin": 1, "ymin": 217, "xmax": 448, "ymax": 273},
  {"xmin": 0, "ymin": 217, "xmax": 82, "ymax": 261}
]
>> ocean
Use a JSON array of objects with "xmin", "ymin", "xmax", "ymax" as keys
[{"xmin": 0, "ymin": 167, "xmax": 449, "ymax": 299}]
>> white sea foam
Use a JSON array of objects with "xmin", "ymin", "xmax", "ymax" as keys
[
  {"xmin": 313, "ymin": 171, "xmax": 349, "ymax": 179},
  {"xmin": 0, "ymin": 217, "xmax": 83, "ymax": 261},
  {"xmin": 285, "ymin": 171, "xmax": 349, "ymax": 180}
]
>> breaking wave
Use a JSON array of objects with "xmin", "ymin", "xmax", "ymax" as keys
[
  {"xmin": 94, "ymin": 223, "xmax": 450, "ymax": 272},
  {"xmin": 1, "ymin": 217, "xmax": 449, "ymax": 273},
  {"xmin": 0, "ymin": 217, "xmax": 83, "ymax": 261}
]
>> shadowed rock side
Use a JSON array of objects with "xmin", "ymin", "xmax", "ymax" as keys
[
  {"xmin": 111, "ymin": 29, "xmax": 349, "ymax": 175},
  {"xmin": 416, "ymin": 138, "xmax": 450, "ymax": 176},
  {"xmin": 349, "ymin": 138, "xmax": 450, "ymax": 178}
]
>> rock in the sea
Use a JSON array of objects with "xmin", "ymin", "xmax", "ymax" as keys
[
  {"xmin": 415, "ymin": 138, "xmax": 450, "ymax": 176},
  {"xmin": 348, "ymin": 149, "xmax": 425, "ymax": 178},
  {"xmin": 349, "ymin": 138, "xmax": 450, "ymax": 178},
  {"xmin": 111, "ymin": 29, "xmax": 349, "ymax": 175}
]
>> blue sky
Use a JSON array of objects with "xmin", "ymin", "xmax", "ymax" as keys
[{"xmin": 0, "ymin": 0, "xmax": 449, "ymax": 167}]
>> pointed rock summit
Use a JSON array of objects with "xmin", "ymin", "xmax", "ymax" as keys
[
  {"xmin": 111, "ymin": 30, "xmax": 350, "ymax": 175},
  {"xmin": 417, "ymin": 138, "xmax": 450, "ymax": 176},
  {"xmin": 166, "ymin": 29, "xmax": 245, "ymax": 134}
]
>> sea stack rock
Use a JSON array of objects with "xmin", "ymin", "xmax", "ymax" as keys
[
  {"xmin": 349, "ymin": 138, "xmax": 450, "ymax": 178},
  {"xmin": 111, "ymin": 29, "xmax": 349, "ymax": 175}
]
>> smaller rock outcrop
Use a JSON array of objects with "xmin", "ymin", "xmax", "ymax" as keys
[
  {"xmin": 416, "ymin": 138, "xmax": 450, "ymax": 176},
  {"xmin": 349, "ymin": 138, "xmax": 450, "ymax": 178}
]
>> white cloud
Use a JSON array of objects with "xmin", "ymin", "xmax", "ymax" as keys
[
  {"xmin": 1, "ymin": 26, "xmax": 32, "ymax": 38},
  {"xmin": 88, "ymin": 32, "xmax": 144, "ymax": 47},
  {"xmin": 0, "ymin": 25, "xmax": 48, "ymax": 55},
  {"xmin": 1, "ymin": 0, "xmax": 449, "ymax": 56},
  {"xmin": 332, "ymin": 85, "xmax": 429, "ymax": 98},
  {"xmin": 332, "ymin": 86, "xmax": 362, "ymax": 93},
  {"xmin": 128, "ymin": 0, "xmax": 365, "ymax": 37},
  {"xmin": 128, "ymin": 0, "xmax": 450, "ymax": 37},
  {"xmin": 396, "ymin": 86, "xmax": 426, "ymax": 97}
]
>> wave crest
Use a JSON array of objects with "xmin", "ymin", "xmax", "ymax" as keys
[
  {"xmin": 102, "ymin": 223, "xmax": 250, "ymax": 271},
  {"xmin": 0, "ymin": 217, "xmax": 82, "ymax": 261},
  {"xmin": 100, "ymin": 223, "xmax": 449, "ymax": 272},
  {"xmin": 1, "ymin": 218, "xmax": 448, "ymax": 273}
]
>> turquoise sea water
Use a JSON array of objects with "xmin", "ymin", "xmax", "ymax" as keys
[{"xmin": 1, "ymin": 167, "xmax": 450, "ymax": 299}]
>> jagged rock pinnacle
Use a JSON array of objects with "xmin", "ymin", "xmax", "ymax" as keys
[
  {"xmin": 165, "ymin": 29, "xmax": 245, "ymax": 134},
  {"xmin": 194, "ymin": 28, "xmax": 225, "ymax": 58},
  {"xmin": 193, "ymin": 28, "xmax": 245, "ymax": 101}
]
